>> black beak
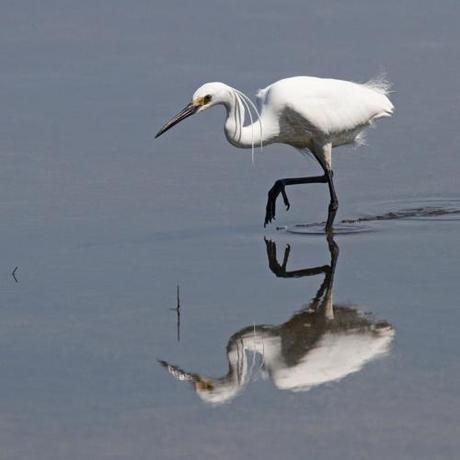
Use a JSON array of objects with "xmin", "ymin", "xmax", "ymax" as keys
[{"xmin": 155, "ymin": 102, "xmax": 198, "ymax": 138}]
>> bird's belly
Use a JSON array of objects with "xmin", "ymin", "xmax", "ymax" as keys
[
  {"xmin": 277, "ymin": 129, "xmax": 316, "ymax": 150},
  {"xmin": 275, "ymin": 111, "xmax": 323, "ymax": 150},
  {"xmin": 330, "ymin": 123, "xmax": 369, "ymax": 148},
  {"xmin": 274, "ymin": 118, "xmax": 370, "ymax": 151}
]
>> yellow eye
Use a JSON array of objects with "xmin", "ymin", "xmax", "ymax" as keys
[{"xmin": 203, "ymin": 94, "xmax": 212, "ymax": 104}]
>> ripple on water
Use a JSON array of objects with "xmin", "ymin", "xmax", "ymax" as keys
[
  {"xmin": 285, "ymin": 222, "xmax": 374, "ymax": 235},
  {"xmin": 281, "ymin": 198, "xmax": 460, "ymax": 235},
  {"xmin": 346, "ymin": 198, "xmax": 460, "ymax": 223}
]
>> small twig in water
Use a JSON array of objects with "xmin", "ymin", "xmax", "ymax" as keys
[
  {"xmin": 12, "ymin": 266, "xmax": 18, "ymax": 283},
  {"xmin": 169, "ymin": 284, "xmax": 181, "ymax": 342}
]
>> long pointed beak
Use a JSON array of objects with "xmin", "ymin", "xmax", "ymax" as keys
[{"xmin": 155, "ymin": 102, "xmax": 198, "ymax": 138}]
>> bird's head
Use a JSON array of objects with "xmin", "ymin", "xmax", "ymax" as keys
[{"xmin": 155, "ymin": 82, "xmax": 230, "ymax": 138}]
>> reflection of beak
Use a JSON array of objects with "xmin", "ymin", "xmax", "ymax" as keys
[
  {"xmin": 155, "ymin": 102, "xmax": 198, "ymax": 138},
  {"xmin": 158, "ymin": 359, "xmax": 199, "ymax": 383}
]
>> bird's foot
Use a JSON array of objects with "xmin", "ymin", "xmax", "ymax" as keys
[{"xmin": 264, "ymin": 180, "xmax": 290, "ymax": 227}]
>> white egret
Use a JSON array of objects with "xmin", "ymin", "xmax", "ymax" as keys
[{"xmin": 155, "ymin": 76, "xmax": 394, "ymax": 232}]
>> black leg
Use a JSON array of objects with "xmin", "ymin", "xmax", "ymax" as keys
[{"xmin": 264, "ymin": 175, "xmax": 327, "ymax": 227}]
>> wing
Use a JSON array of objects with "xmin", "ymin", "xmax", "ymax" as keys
[{"xmin": 261, "ymin": 76, "xmax": 394, "ymax": 138}]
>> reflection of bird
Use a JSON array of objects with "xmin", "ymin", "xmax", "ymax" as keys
[
  {"xmin": 159, "ymin": 237, "xmax": 394, "ymax": 405},
  {"xmin": 155, "ymin": 76, "xmax": 394, "ymax": 232}
]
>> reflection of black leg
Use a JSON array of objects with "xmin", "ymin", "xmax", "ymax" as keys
[
  {"xmin": 325, "ymin": 170, "xmax": 339, "ymax": 234},
  {"xmin": 264, "ymin": 175, "xmax": 328, "ymax": 227},
  {"xmin": 265, "ymin": 237, "xmax": 329, "ymax": 278},
  {"xmin": 326, "ymin": 233, "xmax": 339, "ymax": 271}
]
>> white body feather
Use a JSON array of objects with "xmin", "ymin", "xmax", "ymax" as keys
[{"xmin": 256, "ymin": 76, "xmax": 393, "ymax": 149}]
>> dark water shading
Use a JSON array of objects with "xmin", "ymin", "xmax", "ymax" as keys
[{"xmin": 159, "ymin": 237, "xmax": 394, "ymax": 404}]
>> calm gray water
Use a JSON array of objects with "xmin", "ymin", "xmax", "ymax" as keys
[{"xmin": 1, "ymin": 1, "xmax": 460, "ymax": 459}]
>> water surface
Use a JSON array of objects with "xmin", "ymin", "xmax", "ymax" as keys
[{"xmin": 1, "ymin": 1, "xmax": 460, "ymax": 459}]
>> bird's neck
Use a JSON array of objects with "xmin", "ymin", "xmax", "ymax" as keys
[{"xmin": 223, "ymin": 89, "xmax": 264, "ymax": 149}]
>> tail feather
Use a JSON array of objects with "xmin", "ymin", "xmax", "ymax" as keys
[
  {"xmin": 364, "ymin": 74, "xmax": 393, "ymax": 96},
  {"xmin": 364, "ymin": 74, "xmax": 395, "ymax": 117}
]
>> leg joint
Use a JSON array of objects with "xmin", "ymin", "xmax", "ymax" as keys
[
  {"xmin": 329, "ymin": 201, "xmax": 339, "ymax": 211},
  {"xmin": 275, "ymin": 179, "xmax": 287, "ymax": 187}
]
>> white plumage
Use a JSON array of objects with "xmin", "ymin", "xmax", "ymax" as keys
[
  {"xmin": 255, "ymin": 76, "xmax": 393, "ymax": 154},
  {"xmin": 156, "ymin": 75, "xmax": 394, "ymax": 231}
]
